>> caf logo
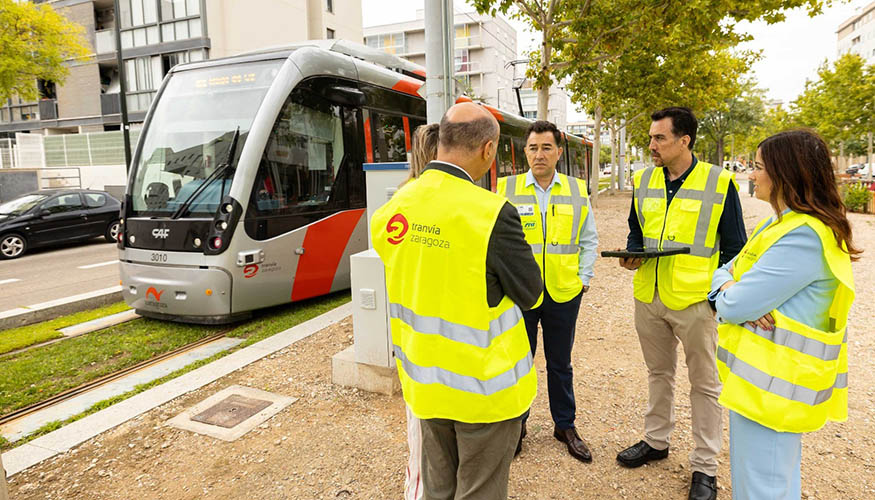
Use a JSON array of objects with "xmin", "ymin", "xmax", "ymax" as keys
[{"xmin": 386, "ymin": 213, "xmax": 409, "ymax": 245}]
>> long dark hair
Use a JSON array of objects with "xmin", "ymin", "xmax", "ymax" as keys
[{"xmin": 757, "ymin": 129, "xmax": 861, "ymax": 261}]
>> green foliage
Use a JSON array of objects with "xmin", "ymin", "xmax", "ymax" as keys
[
  {"xmin": 792, "ymin": 53, "xmax": 875, "ymax": 148},
  {"xmin": 843, "ymin": 182, "xmax": 873, "ymax": 212},
  {"xmin": 698, "ymin": 81, "xmax": 766, "ymax": 163},
  {"xmin": 0, "ymin": 302, "xmax": 131, "ymax": 355},
  {"xmin": 0, "ymin": 0, "xmax": 91, "ymax": 101}
]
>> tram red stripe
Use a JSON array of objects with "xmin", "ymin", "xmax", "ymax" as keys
[
  {"xmin": 491, "ymin": 158, "xmax": 497, "ymax": 192},
  {"xmin": 364, "ymin": 117, "xmax": 374, "ymax": 163},
  {"xmin": 291, "ymin": 209, "xmax": 365, "ymax": 302},
  {"xmin": 483, "ymin": 105, "xmax": 505, "ymax": 122},
  {"xmin": 412, "ymin": 68, "xmax": 426, "ymax": 78},
  {"xmin": 403, "ymin": 116, "xmax": 412, "ymax": 152},
  {"xmin": 392, "ymin": 78, "xmax": 423, "ymax": 98}
]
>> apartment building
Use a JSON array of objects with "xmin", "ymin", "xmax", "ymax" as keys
[
  {"xmin": 837, "ymin": 0, "xmax": 875, "ymax": 64},
  {"xmin": 364, "ymin": 9, "xmax": 519, "ymax": 113},
  {"xmin": 0, "ymin": 0, "xmax": 363, "ymax": 136},
  {"xmin": 518, "ymin": 80, "xmax": 568, "ymax": 130}
]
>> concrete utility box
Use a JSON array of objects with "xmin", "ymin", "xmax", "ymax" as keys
[{"xmin": 332, "ymin": 162, "xmax": 408, "ymax": 395}]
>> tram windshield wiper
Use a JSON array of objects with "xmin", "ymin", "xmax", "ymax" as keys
[{"xmin": 171, "ymin": 127, "xmax": 240, "ymax": 219}]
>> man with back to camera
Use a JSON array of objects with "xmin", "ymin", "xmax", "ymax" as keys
[
  {"xmin": 616, "ymin": 107, "xmax": 746, "ymax": 500},
  {"xmin": 496, "ymin": 120, "xmax": 598, "ymax": 462},
  {"xmin": 371, "ymin": 102, "xmax": 543, "ymax": 500}
]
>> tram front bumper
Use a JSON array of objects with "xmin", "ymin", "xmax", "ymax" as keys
[{"xmin": 120, "ymin": 262, "xmax": 232, "ymax": 320}]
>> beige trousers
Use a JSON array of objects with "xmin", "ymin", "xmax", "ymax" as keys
[
  {"xmin": 634, "ymin": 291, "xmax": 722, "ymax": 476},
  {"xmin": 0, "ymin": 452, "xmax": 8, "ymax": 500}
]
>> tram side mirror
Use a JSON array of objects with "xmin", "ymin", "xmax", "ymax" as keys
[{"xmin": 325, "ymin": 86, "xmax": 366, "ymax": 107}]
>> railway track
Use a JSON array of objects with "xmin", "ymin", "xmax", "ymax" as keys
[{"xmin": 0, "ymin": 329, "xmax": 232, "ymax": 427}]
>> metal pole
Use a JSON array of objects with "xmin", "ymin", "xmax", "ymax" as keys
[
  {"xmin": 114, "ymin": 0, "xmax": 132, "ymax": 172},
  {"xmin": 618, "ymin": 118, "xmax": 626, "ymax": 191},
  {"xmin": 424, "ymin": 0, "xmax": 455, "ymax": 123},
  {"xmin": 867, "ymin": 131, "xmax": 873, "ymax": 181}
]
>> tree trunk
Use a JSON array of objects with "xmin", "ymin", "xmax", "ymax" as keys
[
  {"xmin": 839, "ymin": 141, "xmax": 845, "ymax": 172},
  {"xmin": 715, "ymin": 136, "xmax": 724, "ymax": 168},
  {"xmin": 590, "ymin": 105, "xmax": 602, "ymax": 206},
  {"xmin": 609, "ymin": 124, "xmax": 617, "ymax": 191},
  {"xmin": 538, "ymin": 34, "xmax": 551, "ymax": 120},
  {"xmin": 868, "ymin": 132, "xmax": 873, "ymax": 181}
]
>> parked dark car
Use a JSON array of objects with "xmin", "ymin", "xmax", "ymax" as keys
[
  {"xmin": 846, "ymin": 164, "xmax": 862, "ymax": 175},
  {"xmin": 0, "ymin": 189, "xmax": 121, "ymax": 260}
]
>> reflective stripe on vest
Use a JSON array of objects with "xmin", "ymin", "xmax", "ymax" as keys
[
  {"xmin": 716, "ymin": 211, "xmax": 855, "ymax": 433},
  {"xmin": 499, "ymin": 173, "xmax": 589, "ymax": 303},
  {"xmin": 717, "ymin": 347, "xmax": 847, "ymax": 406},
  {"xmin": 394, "ymin": 345, "xmax": 534, "ymax": 396},
  {"xmin": 389, "ymin": 302, "xmax": 523, "ymax": 349}
]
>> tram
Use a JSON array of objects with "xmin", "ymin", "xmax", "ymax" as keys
[{"xmin": 118, "ymin": 39, "xmax": 593, "ymax": 323}]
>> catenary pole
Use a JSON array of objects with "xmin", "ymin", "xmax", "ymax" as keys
[
  {"xmin": 113, "ymin": 0, "xmax": 132, "ymax": 173},
  {"xmin": 425, "ymin": 0, "xmax": 455, "ymax": 123}
]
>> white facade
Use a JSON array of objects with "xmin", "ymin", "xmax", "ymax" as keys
[
  {"xmin": 364, "ymin": 9, "xmax": 519, "ymax": 113},
  {"xmin": 837, "ymin": 1, "xmax": 875, "ymax": 65},
  {"xmin": 518, "ymin": 83, "xmax": 568, "ymax": 130}
]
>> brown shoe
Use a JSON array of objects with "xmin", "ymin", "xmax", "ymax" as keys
[{"xmin": 553, "ymin": 427, "xmax": 592, "ymax": 463}]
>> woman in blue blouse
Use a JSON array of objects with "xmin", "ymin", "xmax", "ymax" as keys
[{"xmin": 709, "ymin": 130, "xmax": 859, "ymax": 499}]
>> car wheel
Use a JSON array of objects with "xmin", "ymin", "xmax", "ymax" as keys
[
  {"xmin": 0, "ymin": 233, "xmax": 27, "ymax": 259},
  {"xmin": 105, "ymin": 220, "xmax": 121, "ymax": 243}
]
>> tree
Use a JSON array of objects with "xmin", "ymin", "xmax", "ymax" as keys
[
  {"xmin": 699, "ymin": 82, "xmax": 765, "ymax": 165},
  {"xmin": 793, "ymin": 53, "xmax": 875, "ymax": 175},
  {"xmin": 0, "ymin": 0, "xmax": 90, "ymax": 101}
]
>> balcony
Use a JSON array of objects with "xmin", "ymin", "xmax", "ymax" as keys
[
  {"xmin": 38, "ymin": 99, "xmax": 58, "ymax": 120},
  {"xmin": 95, "ymin": 29, "xmax": 115, "ymax": 54},
  {"xmin": 101, "ymin": 93, "xmax": 120, "ymax": 115},
  {"xmin": 455, "ymin": 35, "xmax": 482, "ymax": 49}
]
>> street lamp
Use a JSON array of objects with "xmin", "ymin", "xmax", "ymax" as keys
[{"xmin": 113, "ymin": 0, "xmax": 132, "ymax": 173}]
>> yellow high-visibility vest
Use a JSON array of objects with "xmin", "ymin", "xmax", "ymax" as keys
[
  {"xmin": 717, "ymin": 211, "xmax": 854, "ymax": 433},
  {"xmin": 497, "ymin": 172, "xmax": 589, "ymax": 304},
  {"xmin": 371, "ymin": 168, "xmax": 537, "ymax": 423},
  {"xmin": 632, "ymin": 162, "xmax": 737, "ymax": 310}
]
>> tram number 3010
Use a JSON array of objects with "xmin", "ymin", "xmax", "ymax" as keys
[{"xmin": 150, "ymin": 253, "xmax": 168, "ymax": 263}]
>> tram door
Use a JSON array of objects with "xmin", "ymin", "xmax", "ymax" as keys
[{"xmin": 233, "ymin": 86, "xmax": 365, "ymax": 312}]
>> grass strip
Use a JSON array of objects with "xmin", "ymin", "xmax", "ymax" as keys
[
  {"xmin": 0, "ymin": 302, "xmax": 132, "ymax": 356},
  {"xmin": 1, "ymin": 292, "xmax": 349, "ymax": 451}
]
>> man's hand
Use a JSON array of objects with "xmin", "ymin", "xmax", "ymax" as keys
[
  {"xmin": 619, "ymin": 249, "xmax": 644, "ymax": 270},
  {"xmin": 582, "ymin": 285, "xmax": 590, "ymax": 293}
]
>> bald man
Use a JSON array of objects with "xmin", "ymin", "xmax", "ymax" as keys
[{"xmin": 372, "ymin": 103, "xmax": 542, "ymax": 500}]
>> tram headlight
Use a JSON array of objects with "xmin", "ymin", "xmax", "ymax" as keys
[
  {"xmin": 210, "ymin": 236, "xmax": 223, "ymax": 249},
  {"xmin": 193, "ymin": 237, "xmax": 202, "ymax": 248},
  {"xmin": 217, "ymin": 221, "xmax": 228, "ymax": 231},
  {"xmin": 223, "ymin": 203, "xmax": 234, "ymax": 214},
  {"xmin": 129, "ymin": 235, "xmax": 136, "ymax": 244}
]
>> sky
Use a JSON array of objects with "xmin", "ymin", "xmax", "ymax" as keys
[{"xmin": 362, "ymin": 0, "xmax": 869, "ymax": 121}]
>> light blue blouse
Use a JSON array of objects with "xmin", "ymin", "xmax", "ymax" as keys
[{"xmin": 709, "ymin": 212, "xmax": 839, "ymax": 331}]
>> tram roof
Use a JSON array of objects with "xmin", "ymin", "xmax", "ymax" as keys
[{"xmin": 170, "ymin": 40, "xmax": 591, "ymax": 146}]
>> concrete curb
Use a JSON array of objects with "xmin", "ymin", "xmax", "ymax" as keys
[
  {"xmin": 0, "ymin": 286, "xmax": 123, "ymax": 331},
  {"xmin": 1, "ymin": 301, "xmax": 352, "ymax": 477}
]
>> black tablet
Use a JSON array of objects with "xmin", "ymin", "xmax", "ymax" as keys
[{"xmin": 600, "ymin": 248, "xmax": 691, "ymax": 258}]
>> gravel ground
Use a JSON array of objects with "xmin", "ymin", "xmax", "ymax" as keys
[{"xmin": 7, "ymin": 175, "xmax": 875, "ymax": 499}]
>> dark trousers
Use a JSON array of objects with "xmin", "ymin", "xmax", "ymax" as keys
[
  {"xmin": 420, "ymin": 416, "xmax": 522, "ymax": 500},
  {"xmin": 522, "ymin": 289, "xmax": 583, "ymax": 430}
]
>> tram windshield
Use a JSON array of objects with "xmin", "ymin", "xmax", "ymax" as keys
[{"xmin": 129, "ymin": 60, "xmax": 283, "ymax": 216}]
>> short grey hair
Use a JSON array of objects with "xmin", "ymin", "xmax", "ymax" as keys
[{"xmin": 439, "ymin": 114, "xmax": 499, "ymax": 152}]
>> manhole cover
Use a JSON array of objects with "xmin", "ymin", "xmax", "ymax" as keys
[{"xmin": 191, "ymin": 394, "xmax": 272, "ymax": 428}]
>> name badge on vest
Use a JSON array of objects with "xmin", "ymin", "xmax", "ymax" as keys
[{"xmin": 517, "ymin": 205, "xmax": 535, "ymax": 217}]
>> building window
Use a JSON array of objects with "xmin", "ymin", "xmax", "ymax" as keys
[
  {"xmin": 161, "ymin": 0, "xmax": 198, "ymax": 21},
  {"xmin": 119, "ymin": 0, "xmax": 158, "ymax": 29},
  {"xmin": 364, "ymin": 33, "xmax": 406, "ymax": 55},
  {"xmin": 326, "ymin": 0, "xmax": 333, "ymax": 13},
  {"xmin": 454, "ymin": 48, "xmax": 470, "ymax": 72},
  {"xmin": 326, "ymin": 28, "xmax": 335, "ymax": 39}
]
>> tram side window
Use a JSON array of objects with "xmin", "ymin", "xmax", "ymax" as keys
[
  {"xmin": 250, "ymin": 93, "xmax": 344, "ymax": 216},
  {"xmin": 497, "ymin": 135, "xmax": 514, "ymax": 178},
  {"xmin": 371, "ymin": 113, "xmax": 407, "ymax": 162},
  {"xmin": 513, "ymin": 137, "xmax": 526, "ymax": 173}
]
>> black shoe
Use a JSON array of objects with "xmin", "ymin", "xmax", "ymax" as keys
[
  {"xmin": 514, "ymin": 420, "xmax": 527, "ymax": 457},
  {"xmin": 553, "ymin": 426, "xmax": 593, "ymax": 463},
  {"xmin": 616, "ymin": 440, "xmax": 669, "ymax": 468},
  {"xmin": 688, "ymin": 471, "xmax": 717, "ymax": 500}
]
